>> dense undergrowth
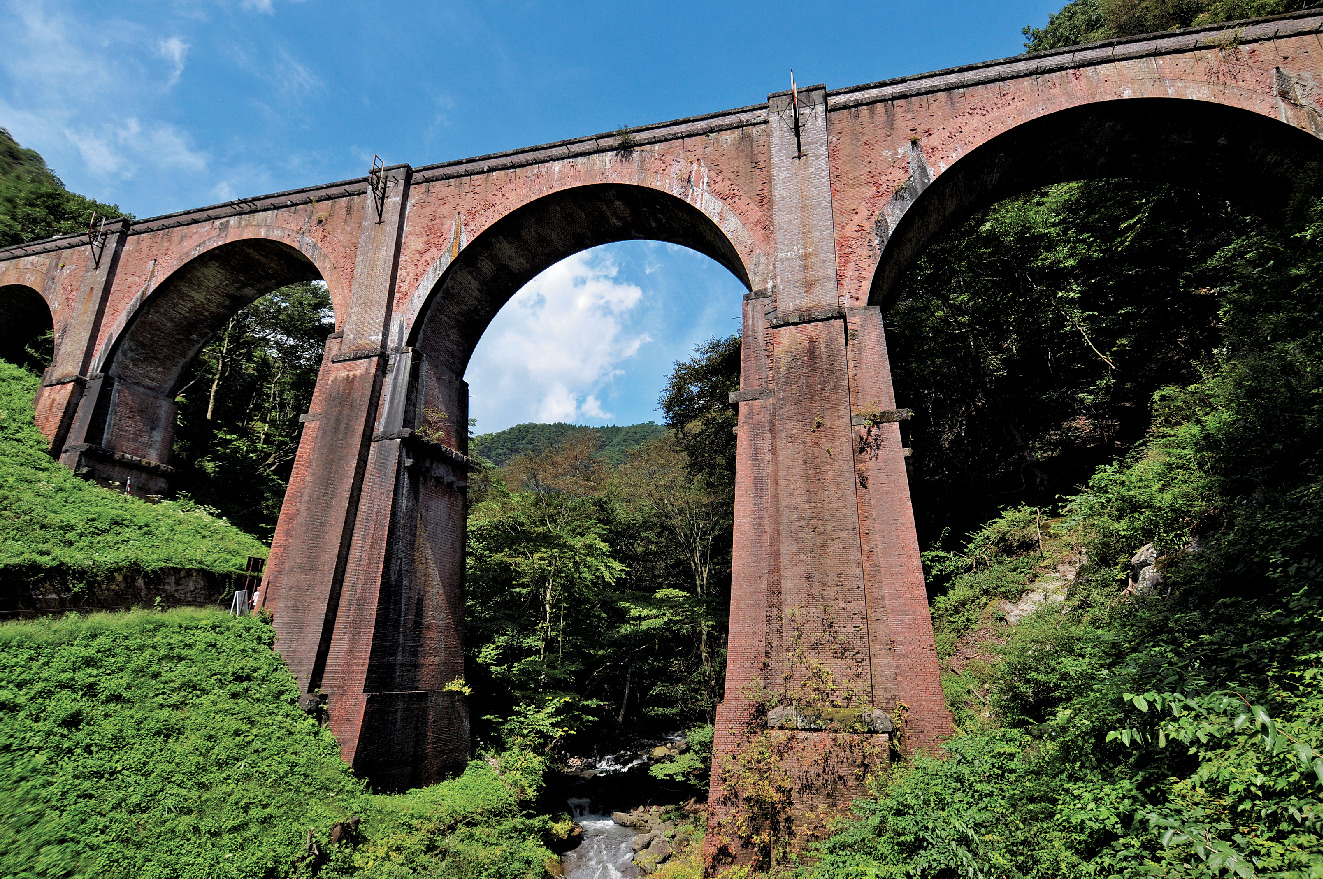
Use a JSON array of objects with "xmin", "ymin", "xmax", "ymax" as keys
[
  {"xmin": 798, "ymin": 187, "xmax": 1323, "ymax": 878},
  {"xmin": 0, "ymin": 609, "xmax": 560, "ymax": 879},
  {"xmin": 1022, "ymin": 0, "xmax": 1316, "ymax": 52},
  {"xmin": 0, "ymin": 360, "xmax": 266, "ymax": 581}
]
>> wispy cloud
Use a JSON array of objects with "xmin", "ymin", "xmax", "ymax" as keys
[
  {"xmin": 466, "ymin": 251, "xmax": 653, "ymax": 430},
  {"xmin": 0, "ymin": 2, "xmax": 208, "ymax": 202},
  {"xmin": 65, "ymin": 118, "xmax": 208, "ymax": 180},
  {"xmin": 157, "ymin": 37, "xmax": 190, "ymax": 87},
  {"xmin": 231, "ymin": 41, "xmax": 324, "ymax": 107},
  {"xmin": 271, "ymin": 47, "xmax": 322, "ymax": 100}
]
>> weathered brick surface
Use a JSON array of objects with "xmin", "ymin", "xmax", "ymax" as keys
[
  {"xmin": 262, "ymin": 342, "xmax": 383, "ymax": 691},
  {"xmin": 707, "ymin": 726, "xmax": 891, "ymax": 871},
  {"xmin": 846, "ymin": 307, "xmax": 952, "ymax": 750},
  {"xmin": 3, "ymin": 10, "xmax": 1322, "ymax": 843},
  {"xmin": 769, "ymin": 86, "xmax": 839, "ymax": 314},
  {"xmin": 827, "ymin": 14, "xmax": 1323, "ymax": 307}
]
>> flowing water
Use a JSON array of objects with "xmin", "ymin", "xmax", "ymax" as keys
[
  {"xmin": 560, "ymin": 798, "xmax": 638, "ymax": 879},
  {"xmin": 557, "ymin": 737, "xmax": 688, "ymax": 878}
]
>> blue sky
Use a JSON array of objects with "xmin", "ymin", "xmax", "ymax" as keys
[{"xmin": 0, "ymin": 0, "xmax": 1064, "ymax": 432}]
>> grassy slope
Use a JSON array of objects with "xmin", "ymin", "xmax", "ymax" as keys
[
  {"xmin": 0, "ymin": 609, "xmax": 558, "ymax": 879},
  {"xmin": 0, "ymin": 609, "xmax": 363, "ymax": 879},
  {"xmin": 0, "ymin": 360, "xmax": 266, "ymax": 578}
]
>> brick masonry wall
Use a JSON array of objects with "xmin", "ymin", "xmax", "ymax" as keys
[
  {"xmin": 827, "ymin": 17, "xmax": 1323, "ymax": 309},
  {"xmin": 846, "ymin": 307, "xmax": 952, "ymax": 751}
]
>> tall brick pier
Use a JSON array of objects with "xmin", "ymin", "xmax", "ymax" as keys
[{"xmin": 4, "ymin": 11, "xmax": 1323, "ymax": 861}]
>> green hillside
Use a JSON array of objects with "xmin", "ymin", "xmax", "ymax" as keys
[
  {"xmin": 0, "ymin": 128, "xmax": 62, "ymax": 187},
  {"xmin": 0, "ymin": 360, "xmax": 266, "ymax": 582},
  {"xmin": 0, "ymin": 127, "xmax": 125, "ymax": 248},
  {"xmin": 0, "ymin": 609, "xmax": 558, "ymax": 879},
  {"xmin": 471, "ymin": 421, "xmax": 666, "ymax": 467}
]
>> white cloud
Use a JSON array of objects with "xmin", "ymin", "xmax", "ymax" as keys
[
  {"xmin": 0, "ymin": 3, "xmax": 208, "ymax": 200},
  {"xmin": 231, "ymin": 42, "xmax": 323, "ymax": 107},
  {"xmin": 466, "ymin": 251, "xmax": 653, "ymax": 431},
  {"xmin": 157, "ymin": 37, "xmax": 190, "ymax": 87},
  {"xmin": 241, "ymin": 0, "xmax": 275, "ymax": 12},
  {"xmin": 64, "ymin": 117, "xmax": 208, "ymax": 181},
  {"xmin": 272, "ymin": 48, "xmax": 322, "ymax": 100}
]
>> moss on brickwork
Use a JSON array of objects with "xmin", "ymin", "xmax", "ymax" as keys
[{"xmin": 705, "ymin": 614, "xmax": 892, "ymax": 874}]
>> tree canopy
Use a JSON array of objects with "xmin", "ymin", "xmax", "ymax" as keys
[
  {"xmin": 1022, "ymin": 0, "xmax": 1314, "ymax": 52},
  {"xmin": 0, "ymin": 128, "xmax": 126, "ymax": 249}
]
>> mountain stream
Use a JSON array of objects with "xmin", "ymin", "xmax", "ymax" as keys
[{"xmin": 560, "ymin": 798, "xmax": 638, "ymax": 879}]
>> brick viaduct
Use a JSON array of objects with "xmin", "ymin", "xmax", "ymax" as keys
[{"xmin": 4, "ymin": 10, "xmax": 1323, "ymax": 857}]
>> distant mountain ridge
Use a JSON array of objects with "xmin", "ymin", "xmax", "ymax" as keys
[{"xmin": 471, "ymin": 421, "xmax": 666, "ymax": 467}]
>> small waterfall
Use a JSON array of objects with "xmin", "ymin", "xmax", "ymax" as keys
[
  {"xmin": 560, "ymin": 800, "xmax": 638, "ymax": 879},
  {"xmin": 593, "ymin": 753, "xmax": 648, "ymax": 774},
  {"xmin": 556, "ymin": 738, "xmax": 689, "ymax": 878}
]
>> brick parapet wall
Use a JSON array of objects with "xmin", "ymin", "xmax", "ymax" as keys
[{"xmin": 827, "ymin": 9, "xmax": 1323, "ymax": 111}]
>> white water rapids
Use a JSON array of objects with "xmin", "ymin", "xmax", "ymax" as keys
[{"xmin": 560, "ymin": 798, "xmax": 638, "ymax": 879}]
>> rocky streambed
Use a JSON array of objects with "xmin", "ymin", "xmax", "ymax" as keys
[{"xmin": 552, "ymin": 737, "xmax": 702, "ymax": 878}]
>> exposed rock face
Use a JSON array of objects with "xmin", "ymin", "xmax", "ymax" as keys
[
  {"xmin": 608, "ymin": 804, "xmax": 692, "ymax": 873},
  {"xmin": 994, "ymin": 559, "xmax": 1075, "ymax": 624},
  {"xmin": 1125, "ymin": 543, "xmax": 1165, "ymax": 597},
  {"xmin": 996, "ymin": 587, "xmax": 1066, "ymax": 624}
]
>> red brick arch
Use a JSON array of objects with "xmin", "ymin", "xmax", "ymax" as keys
[
  {"xmin": 0, "ymin": 264, "xmax": 58, "ymax": 310},
  {"xmin": 94, "ymin": 227, "xmax": 343, "ymax": 378},
  {"xmin": 865, "ymin": 97, "xmax": 1323, "ymax": 308},
  {"xmin": 81, "ymin": 235, "xmax": 332, "ymax": 491},
  {"xmin": 407, "ymin": 182, "xmax": 755, "ymax": 376}
]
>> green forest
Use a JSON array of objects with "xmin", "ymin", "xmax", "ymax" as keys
[{"xmin": 3, "ymin": 1, "xmax": 1323, "ymax": 876}]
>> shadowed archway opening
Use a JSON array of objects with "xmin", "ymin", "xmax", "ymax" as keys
[
  {"xmin": 869, "ymin": 97, "xmax": 1323, "ymax": 548},
  {"xmin": 870, "ymin": 98, "xmax": 1323, "ymax": 310},
  {"xmin": 0, "ymin": 284, "xmax": 54, "ymax": 374},
  {"xmin": 86, "ymin": 238, "xmax": 331, "ymax": 508}
]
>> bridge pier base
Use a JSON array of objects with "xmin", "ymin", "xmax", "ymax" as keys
[
  {"xmin": 261, "ymin": 163, "xmax": 471, "ymax": 790},
  {"xmin": 706, "ymin": 305, "xmax": 949, "ymax": 870},
  {"xmin": 263, "ymin": 342, "xmax": 471, "ymax": 790},
  {"xmin": 705, "ymin": 84, "xmax": 950, "ymax": 871}
]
